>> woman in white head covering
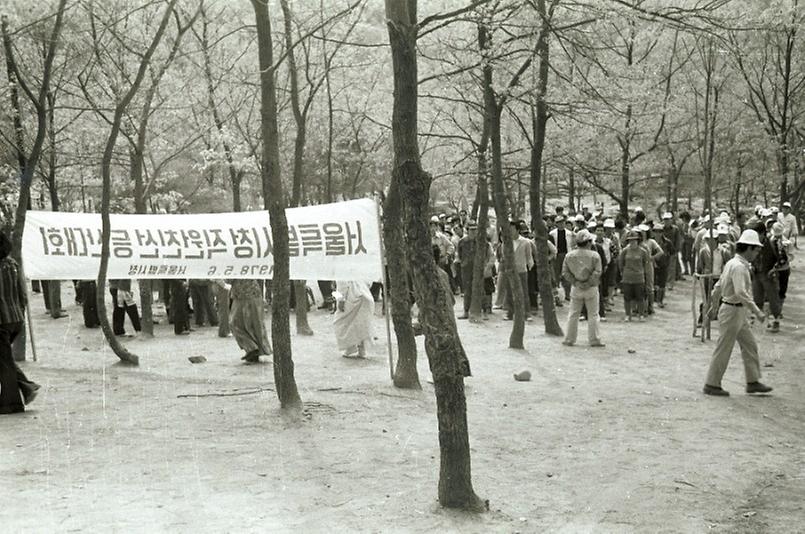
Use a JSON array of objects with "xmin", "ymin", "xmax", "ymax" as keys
[{"xmin": 333, "ymin": 281, "xmax": 374, "ymax": 358}]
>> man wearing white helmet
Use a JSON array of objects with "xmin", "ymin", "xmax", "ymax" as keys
[
  {"xmin": 692, "ymin": 214, "xmax": 714, "ymax": 272},
  {"xmin": 779, "ymin": 201, "xmax": 798, "ymax": 247},
  {"xmin": 703, "ymin": 229, "xmax": 772, "ymax": 396},
  {"xmin": 429, "ymin": 216, "xmax": 454, "ymax": 271}
]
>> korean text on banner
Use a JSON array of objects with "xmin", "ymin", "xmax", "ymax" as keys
[{"xmin": 22, "ymin": 199, "xmax": 383, "ymax": 281}]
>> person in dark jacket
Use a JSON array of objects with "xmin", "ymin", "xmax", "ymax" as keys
[
  {"xmin": 751, "ymin": 223, "xmax": 782, "ymax": 333},
  {"xmin": 0, "ymin": 232, "xmax": 41, "ymax": 414}
]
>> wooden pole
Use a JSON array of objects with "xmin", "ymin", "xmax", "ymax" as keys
[
  {"xmin": 19, "ymin": 259, "xmax": 38, "ymax": 362},
  {"xmin": 375, "ymin": 200, "xmax": 394, "ymax": 381}
]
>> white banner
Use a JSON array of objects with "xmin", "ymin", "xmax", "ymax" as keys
[{"xmin": 22, "ymin": 199, "xmax": 383, "ymax": 281}]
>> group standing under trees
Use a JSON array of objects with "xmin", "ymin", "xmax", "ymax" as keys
[{"xmin": 1, "ymin": 0, "xmax": 804, "ymax": 514}]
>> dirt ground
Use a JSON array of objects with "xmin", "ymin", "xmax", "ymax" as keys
[{"xmin": 2, "ymin": 260, "xmax": 804, "ymax": 533}]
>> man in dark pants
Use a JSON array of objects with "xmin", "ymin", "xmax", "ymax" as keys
[
  {"xmin": 0, "ymin": 232, "xmax": 41, "ymax": 414},
  {"xmin": 318, "ymin": 280, "xmax": 335, "ymax": 310},
  {"xmin": 751, "ymin": 224, "xmax": 782, "ymax": 333},
  {"xmin": 456, "ymin": 220, "xmax": 482, "ymax": 319},
  {"xmin": 109, "ymin": 279, "xmax": 141, "ymax": 336},
  {"xmin": 189, "ymin": 279, "xmax": 218, "ymax": 327},
  {"xmin": 549, "ymin": 217, "xmax": 572, "ymax": 304},
  {"xmin": 80, "ymin": 280, "xmax": 100, "ymax": 328},
  {"xmin": 168, "ymin": 279, "xmax": 190, "ymax": 335}
]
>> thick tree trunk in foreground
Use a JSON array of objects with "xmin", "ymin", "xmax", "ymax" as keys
[
  {"xmin": 252, "ymin": 0, "xmax": 302, "ymax": 410},
  {"xmin": 385, "ymin": 176, "xmax": 420, "ymax": 389},
  {"xmin": 385, "ymin": 0, "xmax": 483, "ymax": 510}
]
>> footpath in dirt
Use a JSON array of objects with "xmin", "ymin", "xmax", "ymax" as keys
[{"xmin": 2, "ymin": 263, "xmax": 804, "ymax": 533}]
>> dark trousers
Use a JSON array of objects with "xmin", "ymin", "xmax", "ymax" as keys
[
  {"xmin": 0, "ymin": 322, "xmax": 37, "ymax": 414},
  {"xmin": 654, "ymin": 261, "xmax": 669, "ymax": 304},
  {"xmin": 168, "ymin": 281, "xmax": 190, "ymax": 334},
  {"xmin": 110, "ymin": 288, "xmax": 141, "ymax": 335},
  {"xmin": 81, "ymin": 281, "xmax": 100, "ymax": 328},
  {"xmin": 215, "ymin": 284, "xmax": 231, "ymax": 338},
  {"xmin": 555, "ymin": 252, "xmax": 570, "ymax": 299},
  {"xmin": 318, "ymin": 280, "xmax": 334, "ymax": 301},
  {"xmin": 752, "ymin": 272, "xmax": 782, "ymax": 318},
  {"xmin": 527, "ymin": 265, "xmax": 539, "ymax": 309},
  {"xmin": 189, "ymin": 283, "xmax": 218, "ymax": 326},
  {"xmin": 505, "ymin": 271, "xmax": 531, "ymax": 318},
  {"xmin": 461, "ymin": 264, "xmax": 475, "ymax": 314},
  {"xmin": 778, "ymin": 270, "xmax": 790, "ymax": 302},
  {"xmin": 41, "ymin": 280, "xmax": 63, "ymax": 317}
]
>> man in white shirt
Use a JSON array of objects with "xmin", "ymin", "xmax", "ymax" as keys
[
  {"xmin": 779, "ymin": 202, "xmax": 799, "ymax": 247},
  {"xmin": 703, "ymin": 229, "xmax": 773, "ymax": 396},
  {"xmin": 561, "ymin": 229, "xmax": 604, "ymax": 347}
]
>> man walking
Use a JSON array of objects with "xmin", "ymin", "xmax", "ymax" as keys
[
  {"xmin": 703, "ymin": 229, "xmax": 773, "ymax": 396},
  {"xmin": 561, "ymin": 229, "xmax": 605, "ymax": 347}
]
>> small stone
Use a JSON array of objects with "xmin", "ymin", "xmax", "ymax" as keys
[
  {"xmin": 188, "ymin": 356, "xmax": 206, "ymax": 364},
  {"xmin": 514, "ymin": 370, "xmax": 531, "ymax": 382},
  {"xmin": 81, "ymin": 347, "xmax": 90, "ymax": 352},
  {"xmin": 627, "ymin": 349, "xmax": 636, "ymax": 354}
]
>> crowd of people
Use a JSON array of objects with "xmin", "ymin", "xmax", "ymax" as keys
[
  {"xmin": 0, "ymin": 200, "xmax": 800, "ymax": 414},
  {"xmin": 426, "ymin": 200, "xmax": 798, "ymax": 395}
]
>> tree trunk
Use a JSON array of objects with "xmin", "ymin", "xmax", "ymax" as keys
[
  {"xmin": 567, "ymin": 169, "xmax": 575, "ymax": 212},
  {"xmin": 200, "ymin": 8, "xmax": 243, "ymax": 212},
  {"xmin": 480, "ymin": 23, "xmax": 524, "ymax": 349},
  {"xmin": 529, "ymin": 0, "xmax": 562, "ymax": 336},
  {"xmin": 384, "ymin": 175, "xmax": 420, "ymax": 389},
  {"xmin": 778, "ymin": 148, "xmax": 789, "ymax": 203},
  {"xmin": 619, "ymin": 111, "xmax": 632, "ymax": 215},
  {"xmin": 385, "ymin": 0, "xmax": 483, "ymax": 511},
  {"xmin": 252, "ymin": 0, "xmax": 302, "ymax": 410},
  {"xmin": 2, "ymin": 1, "xmax": 66, "ymax": 362},
  {"xmin": 470, "ymin": 180, "xmax": 482, "ymax": 222},
  {"xmin": 130, "ymin": 146, "xmax": 154, "ymax": 337},
  {"xmin": 95, "ymin": 0, "xmax": 178, "ymax": 365},
  {"xmin": 280, "ymin": 0, "xmax": 314, "ymax": 336},
  {"xmin": 468, "ymin": 146, "xmax": 489, "ymax": 323}
]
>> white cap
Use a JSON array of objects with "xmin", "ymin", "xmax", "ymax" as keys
[
  {"xmin": 637, "ymin": 223, "xmax": 650, "ymax": 232},
  {"xmin": 603, "ymin": 218, "xmax": 615, "ymax": 228},
  {"xmin": 634, "ymin": 206, "xmax": 643, "ymax": 212},
  {"xmin": 575, "ymin": 229, "xmax": 593, "ymax": 244},
  {"xmin": 652, "ymin": 222, "xmax": 664, "ymax": 230},
  {"xmin": 587, "ymin": 220, "xmax": 598, "ymax": 229},
  {"xmin": 772, "ymin": 222, "xmax": 784, "ymax": 236},
  {"xmin": 760, "ymin": 208, "xmax": 773, "ymax": 217},
  {"xmin": 782, "ymin": 201, "xmax": 792, "ymax": 208},
  {"xmin": 430, "ymin": 215, "xmax": 440, "ymax": 223},
  {"xmin": 661, "ymin": 212, "xmax": 673, "ymax": 219},
  {"xmin": 574, "ymin": 214, "xmax": 585, "ymax": 222},
  {"xmin": 737, "ymin": 229, "xmax": 762, "ymax": 246},
  {"xmin": 716, "ymin": 224, "xmax": 729, "ymax": 236}
]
